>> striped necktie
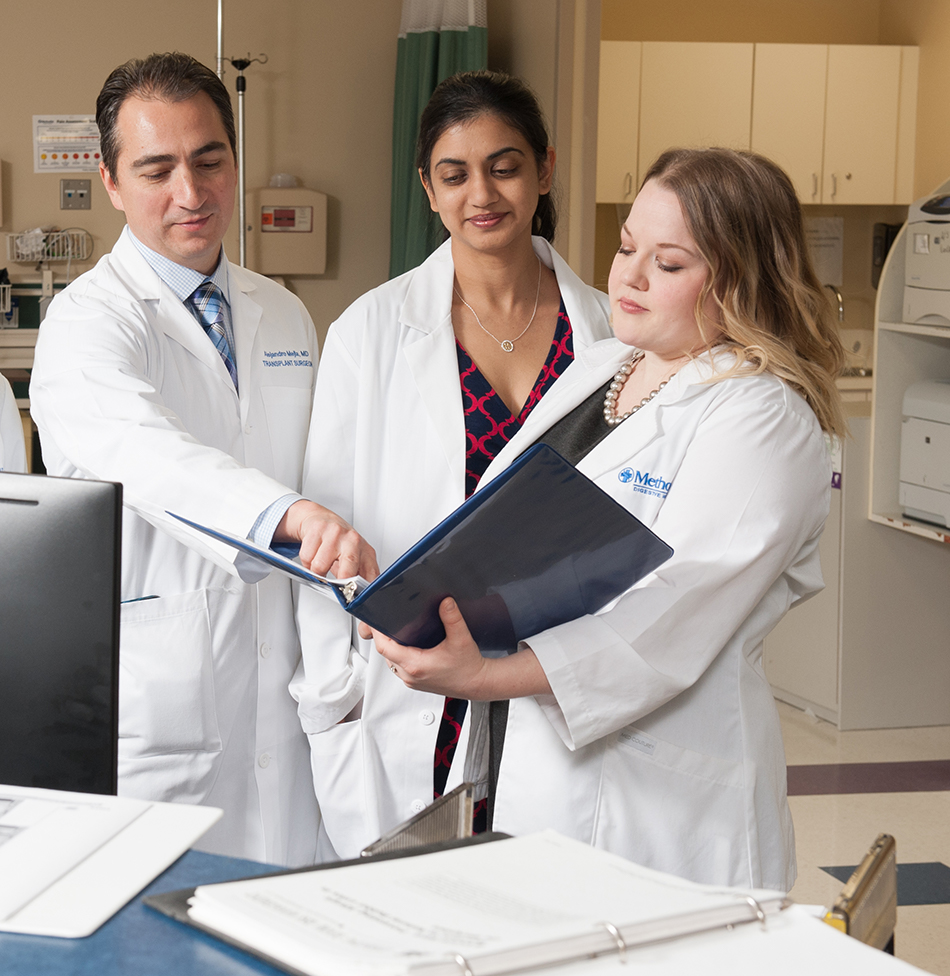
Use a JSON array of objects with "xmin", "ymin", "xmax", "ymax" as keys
[{"xmin": 189, "ymin": 281, "xmax": 238, "ymax": 389}]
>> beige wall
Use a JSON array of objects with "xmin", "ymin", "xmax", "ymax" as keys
[
  {"xmin": 881, "ymin": 0, "xmax": 950, "ymax": 198},
  {"xmin": 0, "ymin": 0, "xmax": 402, "ymax": 346},
  {"xmin": 601, "ymin": 0, "xmax": 884, "ymax": 43}
]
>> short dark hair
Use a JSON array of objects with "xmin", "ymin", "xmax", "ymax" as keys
[
  {"xmin": 97, "ymin": 52, "xmax": 235, "ymax": 183},
  {"xmin": 416, "ymin": 71, "xmax": 557, "ymax": 242}
]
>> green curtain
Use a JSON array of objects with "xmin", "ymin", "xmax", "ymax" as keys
[{"xmin": 389, "ymin": 1, "xmax": 488, "ymax": 279}]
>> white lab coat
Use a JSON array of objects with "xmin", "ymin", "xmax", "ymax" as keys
[
  {"xmin": 30, "ymin": 227, "xmax": 320, "ymax": 865},
  {"xmin": 292, "ymin": 237, "xmax": 612, "ymax": 860},
  {"xmin": 466, "ymin": 338, "xmax": 831, "ymax": 891},
  {"xmin": 0, "ymin": 372, "xmax": 27, "ymax": 472}
]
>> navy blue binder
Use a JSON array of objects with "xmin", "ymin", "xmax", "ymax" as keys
[{"xmin": 170, "ymin": 444, "xmax": 672, "ymax": 655}]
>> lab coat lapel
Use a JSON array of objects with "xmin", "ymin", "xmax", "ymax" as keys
[
  {"xmin": 478, "ymin": 339, "xmax": 635, "ymax": 486},
  {"xmin": 227, "ymin": 264, "xmax": 263, "ymax": 424},
  {"xmin": 109, "ymin": 231, "xmax": 239, "ymax": 397},
  {"xmin": 400, "ymin": 242, "xmax": 467, "ymax": 483}
]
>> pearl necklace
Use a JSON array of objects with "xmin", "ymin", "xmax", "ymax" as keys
[
  {"xmin": 453, "ymin": 256, "xmax": 542, "ymax": 353},
  {"xmin": 603, "ymin": 353, "xmax": 676, "ymax": 426}
]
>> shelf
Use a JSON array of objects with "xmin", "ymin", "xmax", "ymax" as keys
[
  {"xmin": 878, "ymin": 320, "xmax": 950, "ymax": 339},
  {"xmin": 869, "ymin": 512, "xmax": 950, "ymax": 545}
]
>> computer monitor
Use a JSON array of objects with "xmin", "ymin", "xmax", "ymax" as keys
[{"xmin": 0, "ymin": 472, "xmax": 121, "ymax": 794}]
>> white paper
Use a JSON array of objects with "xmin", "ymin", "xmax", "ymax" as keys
[
  {"xmin": 0, "ymin": 792, "xmax": 144, "ymax": 920},
  {"xmin": 0, "ymin": 784, "xmax": 221, "ymax": 937},
  {"xmin": 188, "ymin": 831, "xmax": 786, "ymax": 976},
  {"xmin": 805, "ymin": 216, "xmax": 844, "ymax": 287}
]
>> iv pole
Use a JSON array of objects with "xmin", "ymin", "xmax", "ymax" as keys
[
  {"xmin": 215, "ymin": 0, "xmax": 266, "ymax": 268},
  {"xmin": 226, "ymin": 55, "xmax": 268, "ymax": 268}
]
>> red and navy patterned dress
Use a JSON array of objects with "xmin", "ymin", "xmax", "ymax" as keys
[{"xmin": 434, "ymin": 297, "xmax": 575, "ymax": 829}]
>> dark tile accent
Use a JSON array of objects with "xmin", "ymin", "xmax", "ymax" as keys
[
  {"xmin": 821, "ymin": 862, "xmax": 950, "ymax": 907},
  {"xmin": 788, "ymin": 760, "xmax": 950, "ymax": 796}
]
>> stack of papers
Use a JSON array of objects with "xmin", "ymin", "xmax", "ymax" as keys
[{"xmin": 0, "ymin": 784, "xmax": 220, "ymax": 937}]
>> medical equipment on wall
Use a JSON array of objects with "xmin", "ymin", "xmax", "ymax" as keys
[
  {"xmin": 903, "ymin": 179, "xmax": 950, "ymax": 325},
  {"xmin": 246, "ymin": 175, "xmax": 328, "ymax": 276},
  {"xmin": 900, "ymin": 379, "xmax": 950, "ymax": 527},
  {"xmin": 6, "ymin": 228, "xmax": 92, "ymax": 264}
]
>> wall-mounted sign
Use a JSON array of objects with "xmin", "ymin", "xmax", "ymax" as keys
[{"xmin": 33, "ymin": 116, "xmax": 101, "ymax": 174}]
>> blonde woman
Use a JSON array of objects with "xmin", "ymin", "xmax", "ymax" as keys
[{"xmin": 374, "ymin": 147, "xmax": 845, "ymax": 891}]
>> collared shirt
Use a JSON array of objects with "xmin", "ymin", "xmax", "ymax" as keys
[
  {"xmin": 128, "ymin": 229, "xmax": 299, "ymax": 546},
  {"xmin": 128, "ymin": 229, "xmax": 238, "ymax": 362}
]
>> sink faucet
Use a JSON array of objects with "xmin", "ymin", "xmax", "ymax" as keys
[{"xmin": 824, "ymin": 283, "xmax": 844, "ymax": 322}]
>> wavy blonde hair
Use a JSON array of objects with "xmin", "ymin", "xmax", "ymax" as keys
[{"xmin": 642, "ymin": 148, "xmax": 846, "ymax": 437}]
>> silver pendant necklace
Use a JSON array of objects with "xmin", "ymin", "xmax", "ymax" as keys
[
  {"xmin": 603, "ymin": 353, "xmax": 677, "ymax": 426},
  {"xmin": 453, "ymin": 255, "xmax": 542, "ymax": 353}
]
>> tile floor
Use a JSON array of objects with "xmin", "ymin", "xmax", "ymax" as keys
[{"xmin": 778, "ymin": 700, "xmax": 950, "ymax": 975}]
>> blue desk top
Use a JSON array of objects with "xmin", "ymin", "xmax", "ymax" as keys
[{"xmin": 0, "ymin": 850, "xmax": 286, "ymax": 975}]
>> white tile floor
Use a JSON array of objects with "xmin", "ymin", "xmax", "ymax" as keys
[{"xmin": 778, "ymin": 701, "xmax": 950, "ymax": 975}]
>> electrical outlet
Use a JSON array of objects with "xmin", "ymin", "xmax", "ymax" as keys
[{"xmin": 61, "ymin": 179, "xmax": 91, "ymax": 210}]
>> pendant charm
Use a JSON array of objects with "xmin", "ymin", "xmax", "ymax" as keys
[{"xmin": 501, "ymin": 340, "xmax": 515, "ymax": 353}]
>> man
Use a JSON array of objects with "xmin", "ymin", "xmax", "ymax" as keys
[{"xmin": 30, "ymin": 53, "xmax": 375, "ymax": 865}]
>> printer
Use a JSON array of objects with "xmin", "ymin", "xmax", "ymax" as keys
[
  {"xmin": 904, "ymin": 182, "xmax": 950, "ymax": 326},
  {"xmin": 900, "ymin": 379, "xmax": 950, "ymax": 527}
]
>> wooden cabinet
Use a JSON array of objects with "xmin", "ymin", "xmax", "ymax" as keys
[
  {"xmin": 751, "ymin": 44, "xmax": 827, "ymax": 203},
  {"xmin": 637, "ymin": 42, "xmax": 754, "ymax": 182},
  {"xmin": 752, "ymin": 44, "xmax": 918, "ymax": 205},
  {"xmin": 766, "ymin": 413, "xmax": 950, "ymax": 730},
  {"xmin": 596, "ymin": 41, "xmax": 640, "ymax": 205},
  {"xmin": 599, "ymin": 41, "xmax": 918, "ymax": 206}
]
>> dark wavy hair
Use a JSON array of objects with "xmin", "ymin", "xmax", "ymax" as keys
[
  {"xmin": 416, "ymin": 70, "xmax": 557, "ymax": 242},
  {"xmin": 97, "ymin": 52, "xmax": 235, "ymax": 183}
]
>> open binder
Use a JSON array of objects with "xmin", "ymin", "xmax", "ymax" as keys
[
  {"xmin": 170, "ymin": 444, "xmax": 673, "ymax": 653},
  {"xmin": 146, "ymin": 831, "xmax": 789, "ymax": 976}
]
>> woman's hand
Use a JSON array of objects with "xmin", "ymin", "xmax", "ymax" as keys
[{"xmin": 361, "ymin": 598, "xmax": 552, "ymax": 700}]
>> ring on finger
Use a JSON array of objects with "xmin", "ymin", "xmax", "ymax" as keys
[{"xmin": 389, "ymin": 663, "xmax": 398, "ymax": 674}]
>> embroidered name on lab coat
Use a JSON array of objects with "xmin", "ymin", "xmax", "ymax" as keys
[
  {"xmin": 262, "ymin": 349, "xmax": 313, "ymax": 368},
  {"xmin": 618, "ymin": 468, "xmax": 672, "ymax": 498}
]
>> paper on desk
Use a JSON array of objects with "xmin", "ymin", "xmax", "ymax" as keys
[
  {"xmin": 0, "ymin": 792, "xmax": 145, "ymax": 921},
  {"xmin": 0, "ymin": 784, "xmax": 221, "ymax": 938},
  {"xmin": 187, "ymin": 831, "xmax": 786, "ymax": 976}
]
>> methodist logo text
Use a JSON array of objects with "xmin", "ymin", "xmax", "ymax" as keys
[{"xmin": 618, "ymin": 468, "xmax": 672, "ymax": 499}]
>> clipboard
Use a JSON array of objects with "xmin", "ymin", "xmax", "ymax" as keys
[{"xmin": 171, "ymin": 444, "xmax": 673, "ymax": 654}]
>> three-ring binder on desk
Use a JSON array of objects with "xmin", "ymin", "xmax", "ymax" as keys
[
  {"xmin": 145, "ymin": 831, "xmax": 789, "ymax": 976},
  {"xmin": 824, "ymin": 833, "xmax": 898, "ymax": 953},
  {"xmin": 169, "ymin": 444, "xmax": 673, "ymax": 654}
]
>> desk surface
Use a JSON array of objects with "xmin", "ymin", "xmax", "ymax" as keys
[{"xmin": 0, "ymin": 849, "xmax": 286, "ymax": 975}]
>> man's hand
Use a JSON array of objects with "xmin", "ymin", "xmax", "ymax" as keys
[{"xmin": 275, "ymin": 500, "xmax": 378, "ymax": 581}]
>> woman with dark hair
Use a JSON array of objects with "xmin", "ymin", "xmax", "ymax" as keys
[
  {"xmin": 371, "ymin": 147, "xmax": 845, "ymax": 891},
  {"xmin": 292, "ymin": 71, "xmax": 611, "ymax": 860}
]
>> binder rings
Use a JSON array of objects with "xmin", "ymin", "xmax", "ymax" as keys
[{"xmin": 171, "ymin": 444, "xmax": 673, "ymax": 654}]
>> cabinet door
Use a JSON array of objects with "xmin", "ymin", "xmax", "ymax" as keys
[
  {"xmin": 597, "ymin": 41, "xmax": 641, "ymax": 204},
  {"xmin": 823, "ymin": 45, "xmax": 902, "ymax": 204},
  {"xmin": 638, "ymin": 42, "xmax": 753, "ymax": 179},
  {"xmin": 751, "ymin": 44, "xmax": 827, "ymax": 204},
  {"xmin": 764, "ymin": 483, "xmax": 841, "ymax": 718}
]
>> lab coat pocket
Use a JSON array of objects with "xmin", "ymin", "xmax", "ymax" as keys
[
  {"xmin": 119, "ymin": 589, "xmax": 222, "ymax": 756},
  {"xmin": 597, "ymin": 726, "xmax": 746, "ymax": 885},
  {"xmin": 307, "ymin": 718, "xmax": 371, "ymax": 860},
  {"xmin": 260, "ymin": 385, "xmax": 311, "ymax": 490}
]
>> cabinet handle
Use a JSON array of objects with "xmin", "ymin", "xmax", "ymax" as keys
[
  {"xmin": 812, "ymin": 173, "xmax": 818, "ymax": 201},
  {"xmin": 623, "ymin": 172, "xmax": 632, "ymax": 199},
  {"xmin": 831, "ymin": 173, "xmax": 837, "ymax": 200}
]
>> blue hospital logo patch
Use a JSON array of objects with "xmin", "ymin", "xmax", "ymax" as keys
[{"xmin": 618, "ymin": 468, "xmax": 672, "ymax": 499}]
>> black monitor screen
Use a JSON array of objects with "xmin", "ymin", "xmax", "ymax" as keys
[{"xmin": 0, "ymin": 472, "xmax": 121, "ymax": 794}]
